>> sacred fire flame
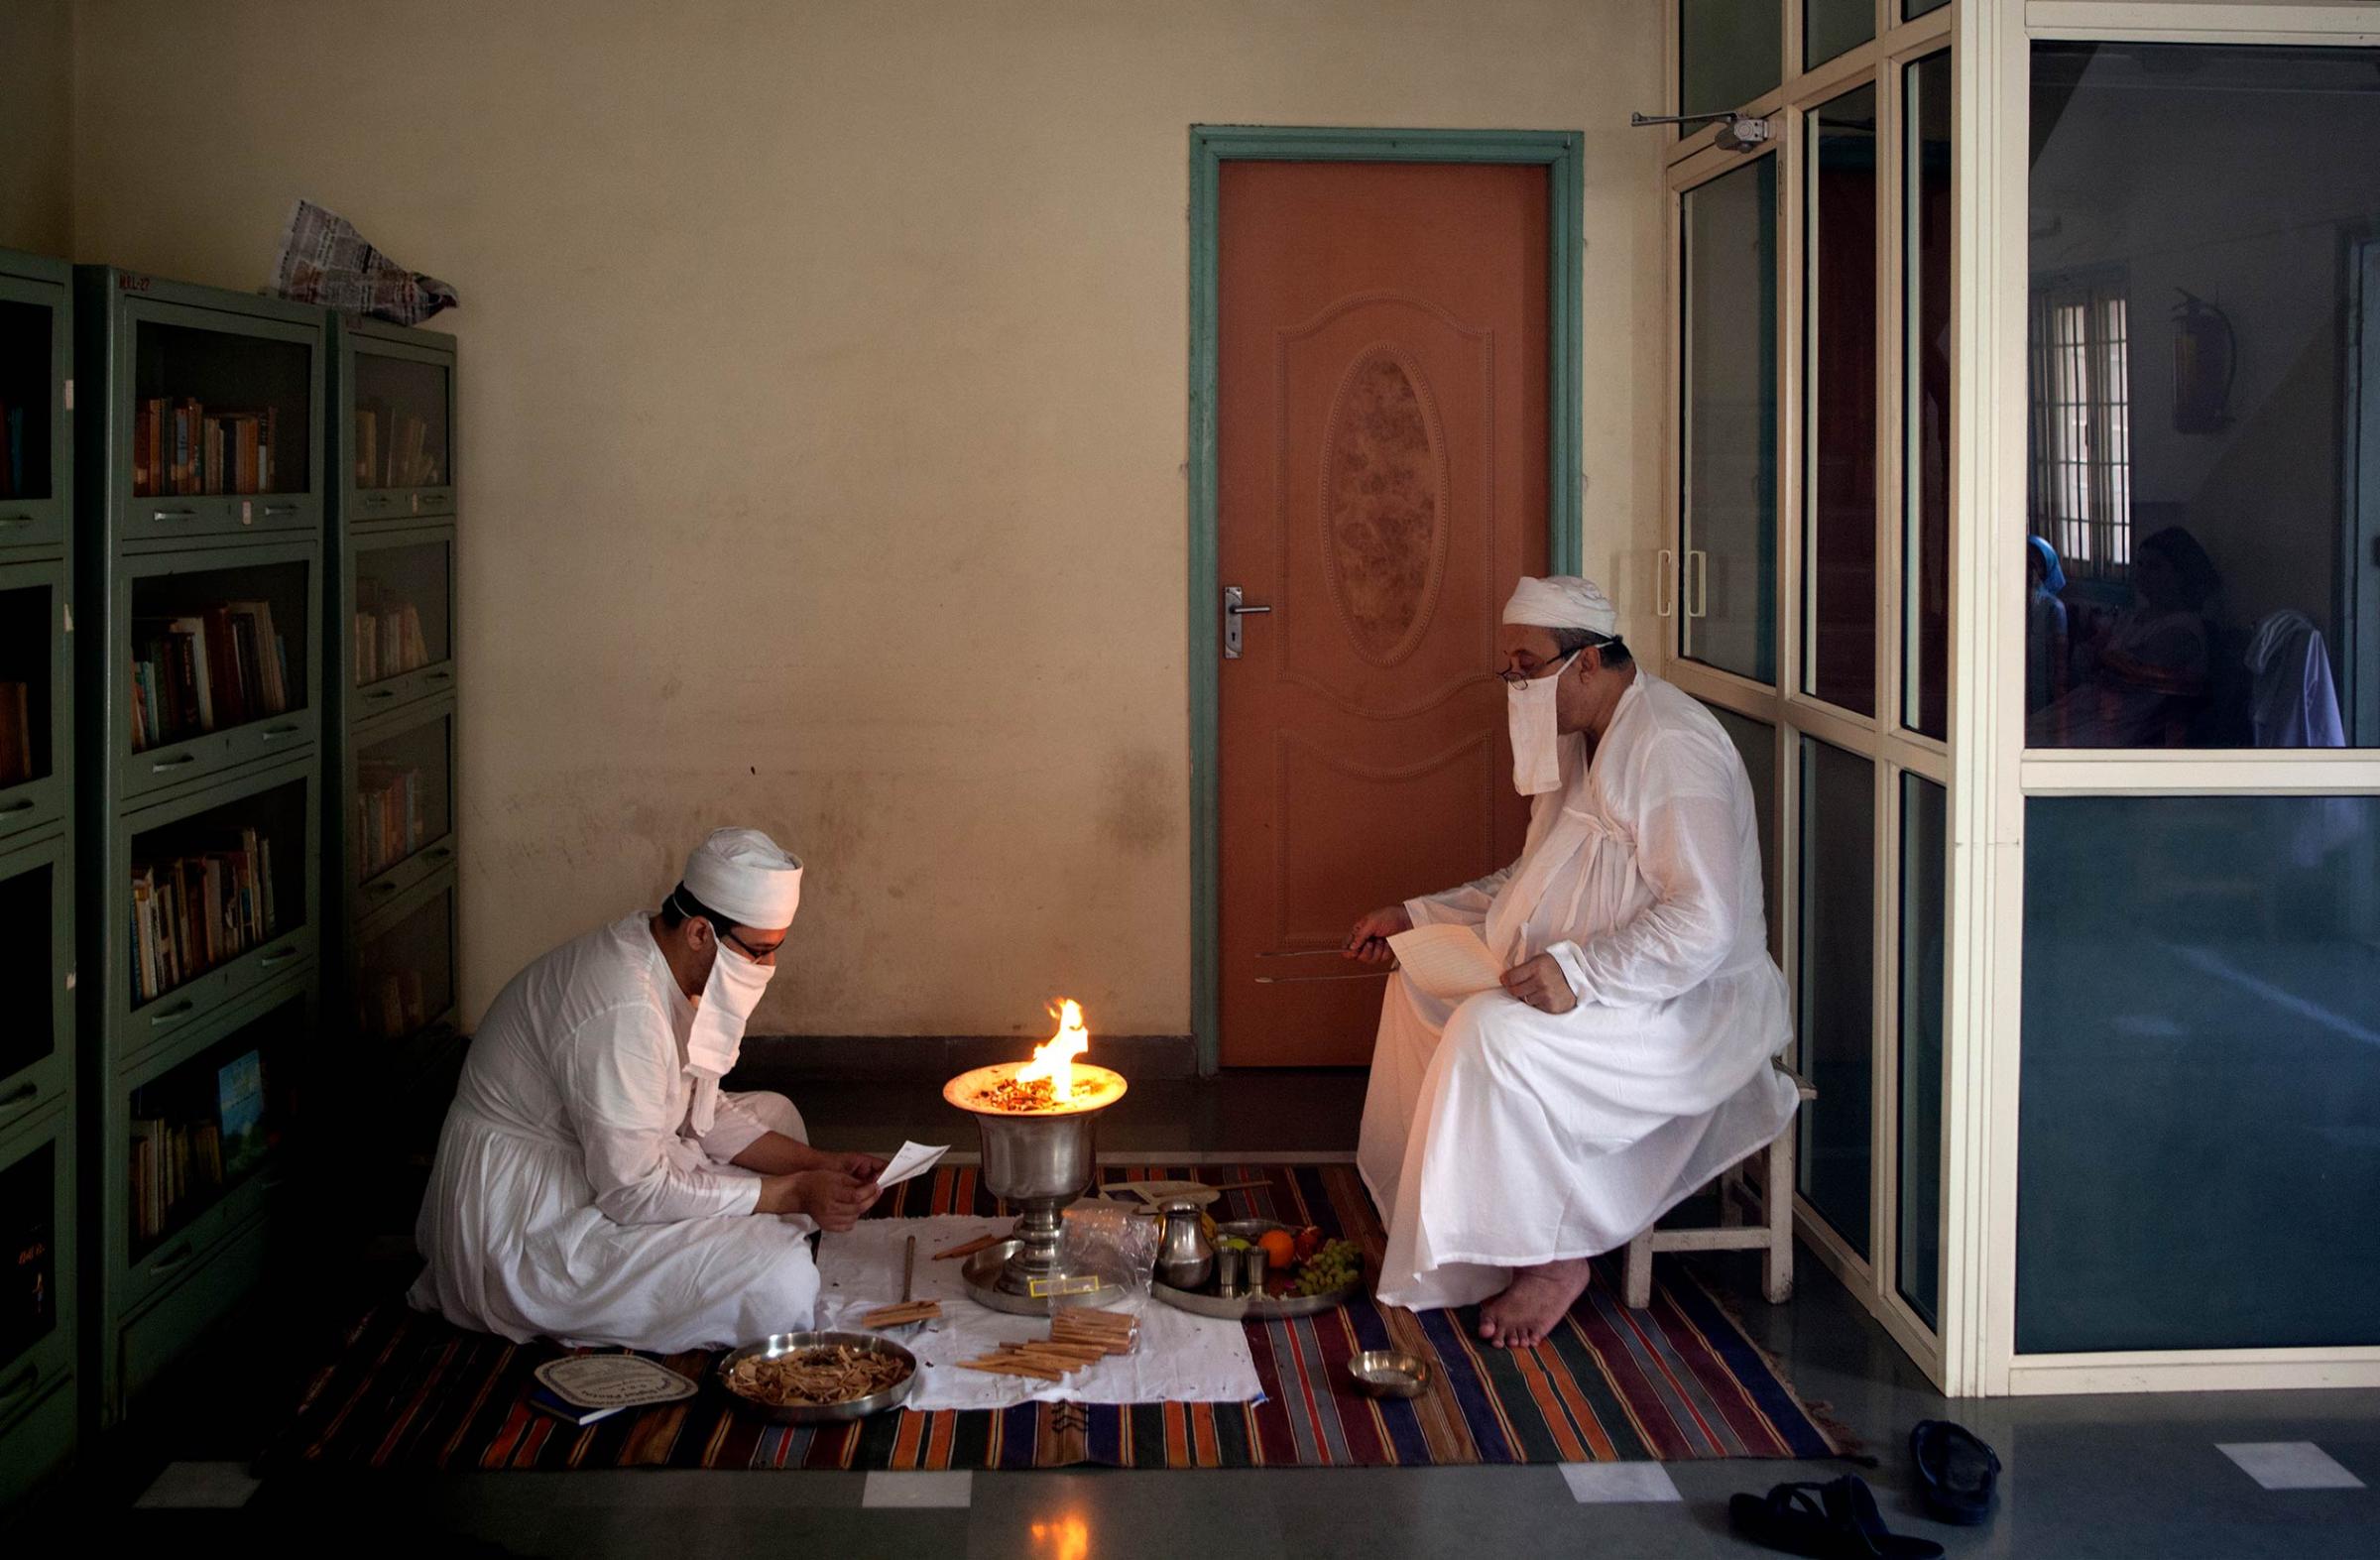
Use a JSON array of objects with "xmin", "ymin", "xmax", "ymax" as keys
[{"xmin": 1015, "ymin": 999, "xmax": 1090, "ymax": 1104}]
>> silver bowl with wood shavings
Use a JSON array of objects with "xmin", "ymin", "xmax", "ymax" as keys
[
  {"xmin": 1346, "ymin": 1349, "xmax": 1431, "ymax": 1399},
  {"xmin": 716, "ymin": 1329, "xmax": 918, "ymax": 1423}
]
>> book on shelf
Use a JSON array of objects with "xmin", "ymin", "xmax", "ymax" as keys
[
  {"xmin": 356, "ymin": 762, "xmax": 426, "ymax": 879},
  {"xmin": 361, "ymin": 967, "xmax": 430, "ymax": 1041},
  {"xmin": 217, "ymin": 1050, "xmax": 268, "ymax": 1182},
  {"xmin": 353, "ymin": 597, "xmax": 429, "ymax": 685},
  {"xmin": 127, "ymin": 1114, "xmax": 229, "ymax": 1248},
  {"xmin": 3, "ymin": 1179, "xmax": 54, "ymax": 1364},
  {"xmin": 355, "ymin": 400, "xmax": 443, "ymax": 489},
  {"xmin": 132, "ymin": 398, "xmax": 278, "ymax": 498},
  {"xmin": 128, "ymin": 600, "xmax": 292, "ymax": 751},
  {"xmin": 0, "ymin": 679, "xmax": 31, "ymax": 785},
  {"xmin": 128, "ymin": 827, "xmax": 280, "ymax": 1003}
]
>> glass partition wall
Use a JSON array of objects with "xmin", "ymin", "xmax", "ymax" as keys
[
  {"xmin": 1666, "ymin": 0, "xmax": 1957, "ymax": 1384},
  {"xmin": 1969, "ymin": 5, "xmax": 2380, "ymax": 1398}
]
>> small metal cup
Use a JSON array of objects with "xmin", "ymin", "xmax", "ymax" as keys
[
  {"xmin": 1245, "ymin": 1246, "xmax": 1268, "ymax": 1293},
  {"xmin": 1215, "ymin": 1246, "xmax": 1243, "ymax": 1296}
]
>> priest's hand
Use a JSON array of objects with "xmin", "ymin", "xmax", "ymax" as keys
[
  {"xmin": 830, "ymin": 1150, "xmax": 891, "ymax": 1183},
  {"xmin": 759, "ymin": 1169, "xmax": 881, "ymax": 1231},
  {"xmin": 1346, "ymin": 904, "xmax": 1413, "ymax": 964},
  {"xmin": 1500, "ymin": 953, "xmax": 1578, "ymax": 1016}
]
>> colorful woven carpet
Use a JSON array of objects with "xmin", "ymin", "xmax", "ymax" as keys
[{"xmin": 276, "ymin": 1161, "xmax": 1852, "ymax": 1470}]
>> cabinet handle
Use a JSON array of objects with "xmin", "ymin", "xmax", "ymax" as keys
[
  {"xmin": 0, "ymin": 1080, "xmax": 38, "ymax": 1124},
  {"xmin": 151, "ymin": 753, "xmax": 198, "ymax": 772},
  {"xmin": 263, "ymin": 504, "xmax": 300, "ymax": 516},
  {"xmin": 258, "ymin": 945, "xmax": 301, "ymax": 968},
  {"xmin": 0, "ymin": 1364, "xmax": 37, "ymax": 1407},
  {"xmin": 364, "ymin": 687, "xmax": 398, "ymax": 701},
  {"xmin": 423, "ymin": 845, "xmax": 453, "ymax": 864},
  {"xmin": 366, "ymin": 880, "xmax": 399, "ymax": 897},
  {"xmin": 259, "ymin": 723, "xmax": 300, "ymax": 741},
  {"xmin": 0, "ymin": 514, "xmax": 33, "ymax": 529},
  {"xmin": 146, "ymin": 1242, "xmax": 195, "ymax": 1277},
  {"xmin": 424, "ymin": 669, "xmax": 452, "ymax": 683},
  {"xmin": 147, "ymin": 999, "xmax": 196, "ymax": 1027},
  {"xmin": 151, "ymin": 508, "xmax": 197, "ymax": 521},
  {"xmin": 0, "ymin": 797, "xmax": 35, "ymax": 814}
]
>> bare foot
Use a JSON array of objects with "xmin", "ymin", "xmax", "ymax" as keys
[{"xmin": 1477, "ymin": 1259, "xmax": 1593, "ymax": 1349}]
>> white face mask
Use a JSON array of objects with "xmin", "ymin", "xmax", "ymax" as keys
[
  {"xmin": 685, "ymin": 921, "xmax": 776, "ymax": 1084},
  {"xmin": 1505, "ymin": 650, "xmax": 1579, "ymax": 795}
]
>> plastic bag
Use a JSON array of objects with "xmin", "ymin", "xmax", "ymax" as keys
[
  {"xmin": 272, "ymin": 200, "xmax": 458, "ymax": 326},
  {"xmin": 1058, "ymin": 1200, "xmax": 1159, "ymax": 1304}
]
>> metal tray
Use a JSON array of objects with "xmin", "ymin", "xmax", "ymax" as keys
[
  {"xmin": 1150, "ymin": 1220, "xmax": 1366, "ymax": 1321},
  {"xmin": 716, "ymin": 1329, "xmax": 918, "ymax": 1423},
  {"xmin": 960, "ymin": 1237, "xmax": 1128, "ymax": 1317}
]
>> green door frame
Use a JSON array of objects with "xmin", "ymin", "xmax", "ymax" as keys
[{"xmin": 1187, "ymin": 125, "xmax": 1586, "ymax": 1074}]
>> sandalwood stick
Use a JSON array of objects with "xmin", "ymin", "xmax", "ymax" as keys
[
  {"xmin": 959, "ymin": 1357, "xmax": 1066, "ymax": 1381},
  {"xmin": 931, "ymin": 1234, "xmax": 1007, "ymax": 1261}
]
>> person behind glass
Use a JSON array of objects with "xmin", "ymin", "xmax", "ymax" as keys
[
  {"xmin": 2026, "ymin": 536, "xmax": 2071, "ymax": 717},
  {"xmin": 2029, "ymin": 526, "xmax": 2220, "ymax": 748}
]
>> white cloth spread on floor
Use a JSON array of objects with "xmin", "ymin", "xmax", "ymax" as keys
[
  {"xmin": 1358, "ymin": 671, "xmax": 1798, "ymax": 1311},
  {"xmin": 813, "ymin": 1216, "xmax": 1261, "ymax": 1410},
  {"xmin": 409, "ymin": 912, "xmax": 818, "ymax": 1354}
]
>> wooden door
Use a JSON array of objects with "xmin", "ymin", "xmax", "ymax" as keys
[{"xmin": 1218, "ymin": 161, "xmax": 1549, "ymax": 1067}]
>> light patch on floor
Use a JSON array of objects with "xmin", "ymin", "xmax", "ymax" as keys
[
  {"xmin": 862, "ymin": 1469, "xmax": 976, "ymax": 1507},
  {"xmin": 134, "ymin": 1461, "xmax": 262, "ymax": 1507},
  {"xmin": 2217, "ymin": 1442, "xmax": 2366, "ymax": 1491},
  {"xmin": 1560, "ymin": 1462, "xmax": 1684, "ymax": 1503}
]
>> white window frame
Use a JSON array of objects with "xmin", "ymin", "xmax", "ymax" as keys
[{"xmin": 1959, "ymin": 0, "xmax": 2380, "ymax": 1397}]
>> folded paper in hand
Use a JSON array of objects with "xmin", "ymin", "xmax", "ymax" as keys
[
  {"xmin": 877, "ymin": 1140, "xmax": 950, "ymax": 1191},
  {"xmin": 1386, "ymin": 924, "xmax": 1506, "ymax": 1001}
]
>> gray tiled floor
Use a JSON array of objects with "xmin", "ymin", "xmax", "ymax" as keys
[{"xmin": 67, "ymin": 1071, "xmax": 2380, "ymax": 1555}]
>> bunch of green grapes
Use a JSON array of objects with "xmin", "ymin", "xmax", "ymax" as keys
[{"xmin": 1293, "ymin": 1238, "xmax": 1362, "ymax": 1296}]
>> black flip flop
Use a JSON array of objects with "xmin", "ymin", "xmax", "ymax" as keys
[
  {"xmin": 1728, "ymin": 1476, "xmax": 1945, "ymax": 1559},
  {"xmin": 1910, "ymin": 1418, "xmax": 2001, "ymax": 1526}
]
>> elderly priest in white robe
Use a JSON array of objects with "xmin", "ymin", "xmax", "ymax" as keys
[
  {"xmin": 1349, "ymin": 576, "xmax": 1796, "ymax": 1349},
  {"xmin": 410, "ymin": 828, "xmax": 885, "ymax": 1353}
]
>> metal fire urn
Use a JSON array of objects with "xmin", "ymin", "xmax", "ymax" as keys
[{"xmin": 942, "ymin": 1063, "xmax": 1130, "ymax": 1316}]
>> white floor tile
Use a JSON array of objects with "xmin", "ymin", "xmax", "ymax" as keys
[
  {"xmin": 862, "ymin": 1470, "xmax": 975, "ymax": 1508},
  {"xmin": 2217, "ymin": 1442, "xmax": 2366, "ymax": 1491},
  {"xmin": 1560, "ymin": 1462, "xmax": 1685, "ymax": 1503},
  {"xmin": 134, "ymin": 1461, "xmax": 262, "ymax": 1508}
]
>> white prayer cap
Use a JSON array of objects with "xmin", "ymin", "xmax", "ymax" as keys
[
  {"xmin": 681, "ymin": 827, "xmax": 803, "ymax": 929},
  {"xmin": 1501, "ymin": 575, "xmax": 1618, "ymax": 638}
]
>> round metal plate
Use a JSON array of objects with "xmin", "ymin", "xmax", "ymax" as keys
[
  {"xmin": 1150, "ymin": 1220, "xmax": 1365, "ymax": 1320},
  {"xmin": 716, "ymin": 1329, "xmax": 918, "ymax": 1424},
  {"xmin": 958, "ymin": 1238, "xmax": 1126, "ymax": 1317}
]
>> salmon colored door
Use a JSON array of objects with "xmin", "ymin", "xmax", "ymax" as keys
[{"xmin": 1218, "ymin": 161, "xmax": 1549, "ymax": 1067}]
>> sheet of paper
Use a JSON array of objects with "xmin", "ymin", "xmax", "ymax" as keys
[
  {"xmin": 875, "ymin": 1140, "xmax": 950, "ymax": 1191},
  {"xmin": 1386, "ymin": 923, "xmax": 1505, "ymax": 1001}
]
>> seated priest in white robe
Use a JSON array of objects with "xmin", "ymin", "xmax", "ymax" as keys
[
  {"xmin": 1350, "ymin": 576, "xmax": 1796, "ymax": 1349},
  {"xmin": 410, "ymin": 828, "xmax": 885, "ymax": 1354}
]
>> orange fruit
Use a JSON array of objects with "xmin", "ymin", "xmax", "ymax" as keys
[{"xmin": 1257, "ymin": 1230, "xmax": 1297, "ymax": 1269}]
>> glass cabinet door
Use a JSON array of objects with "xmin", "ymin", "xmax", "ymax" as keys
[
  {"xmin": 0, "ymin": 560, "xmax": 64, "ymax": 840},
  {"xmin": 1682, "ymin": 158, "xmax": 1780, "ymax": 685},
  {"xmin": 0, "ymin": 273, "xmax": 65, "ymax": 549},
  {"xmin": 351, "ymin": 348, "xmax": 452, "ymax": 521},
  {"xmin": 0, "ymin": 840, "xmax": 65, "ymax": 1120},
  {"xmin": 0, "ymin": 1135, "xmax": 61, "ymax": 1378},
  {"xmin": 350, "ymin": 533, "xmax": 454, "ymax": 708},
  {"xmin": 352, "ymin": 702, "xmax": 454, "ymax": 905},
  {"xmin": 121, "ymin": 545, "xmax": 316, "ymax": 799},
  {"xmin": 356, "ymin": 876, "xmax": 456, "ymax": 1045},
  {"xmin": 123, "ymin": 772, "xmax": 310, "ymax": 1023},
  {"xmin": 123, "ymin": 304, "xmax": 316, "ymax": 543}
]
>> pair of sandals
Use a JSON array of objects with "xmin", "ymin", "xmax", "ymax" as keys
[{"xmin": 1729, "ymin": 1421, "xmax": 1999, "ymax": 1558}]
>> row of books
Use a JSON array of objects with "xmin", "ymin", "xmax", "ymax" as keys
[
  {"xmin": 0, "ymin": 679, "xmax": 32, "ymax": 786},
  {"xmin": 0, "ymin": 400, "xmax": 32, "ymax": 500},
  {"xmin": 129, "ymin": 828, "xmax": 281, "ymax": 1003},
  {"xmin": 355, "ymin": 599, "xmax": 431, "ymax": 685},
  {"xmin": 359, "ymin": 967, "xmax": 433, "ymax": 1042},
  {"xmin": 355, "ymin": 402, "xmax": 443, "ymax": 489},
  {"xmin": 128, "ymin": 1049, "xmax": 269, "ymax": 1246},
  {"xmin": 357, "ymin": 762, "xmax": 428, "ymax": 880},
  {"xmin": 129, "ymin": 602, "xmax": 293, "ymax": 752},
  {"xmin": 131, "ymin": 398, "xmax": 283, "ymax": 498}
]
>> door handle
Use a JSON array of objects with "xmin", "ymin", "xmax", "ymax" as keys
[
  {"xmin": 1656, "ymin": 548, "xmax": 1676, "ymax": 619},
  {"xmin": 1687, "ymin": 550, "xmax": 1710, "ymax": 620},
  {"xmin": 1223, "ymin": 585, "xmax": 1272, "ymax": 660}
]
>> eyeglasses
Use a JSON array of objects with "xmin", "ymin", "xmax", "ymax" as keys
[
  {"xmin": 717, "ymin": 925, "xmax": 783, "ymax": 965},
  {"xmin": 1498, "ymin": 643, "xmax": 1599, "ymax": 686}
]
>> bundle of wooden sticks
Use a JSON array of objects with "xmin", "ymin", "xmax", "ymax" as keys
[
  {"xmin": 859, "ymin": 1299, "xmax": 943, "ymax": 1328},
  {"xmin": 956, "ymin": 1308, "xmax": 1140, "ymax": 1381}
]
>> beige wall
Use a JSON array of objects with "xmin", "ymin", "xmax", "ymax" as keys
[
  {"xmin": 69, "ymin": 0, "xmax": 1667, "ymax": 1038},
  {"xmin": 0, "ymin": 0, "xmax": 73, "ymax": 255}
]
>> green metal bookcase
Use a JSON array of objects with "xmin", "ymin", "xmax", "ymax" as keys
[
  {"xmin": 0, "ymin": 247, "xmax": 77, "ymax": 1508},
  {"xmin": 325, "ymin": 318, "xmax": 461, "ymax": 1193},
  {"xmin": 71, "ymin": 267, "xmax": 327, "ymax": 1426}
]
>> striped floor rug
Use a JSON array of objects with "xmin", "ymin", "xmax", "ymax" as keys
[{"xmin": 276, "ymin": 1162, "xmax": 1853, "ymax": 1470}]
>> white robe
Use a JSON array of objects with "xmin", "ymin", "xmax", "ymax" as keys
[
  {"xmin": 1358, "ymin": 671, "xmax": 1797, "ymax": 1311},
  {"xmin": 409, "ymin": 912, "xmax": 820, "ymax": 1353}
]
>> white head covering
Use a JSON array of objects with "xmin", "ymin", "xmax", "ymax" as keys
[
  {"xmin": 1502, "ymin": 575, "xmax": 1619, "ymax": 638},
  {"xmin": 681, "ymin": 827, "xmax": 803, "ymax": 929}
]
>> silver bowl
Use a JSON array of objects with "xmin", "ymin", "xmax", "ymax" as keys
[
  {"xmin": 1347, "ymin": 1349, "xmax": 1432, "ymax": 1400},
  {"xmin": 716, "ymin": 1329, "xmax": 918, "ymax": 1423}
]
